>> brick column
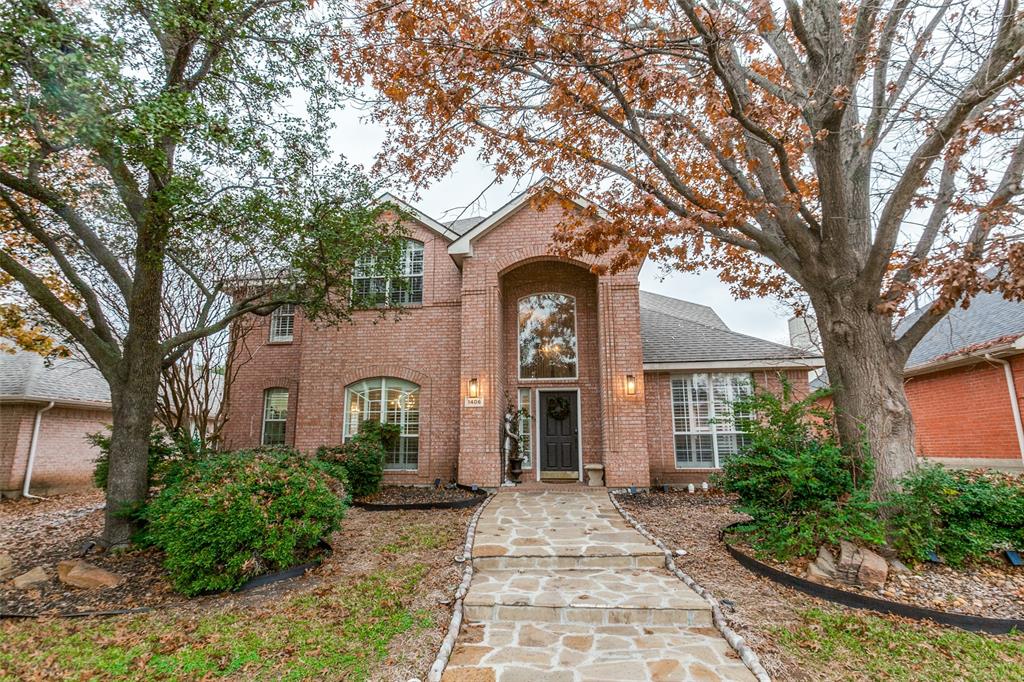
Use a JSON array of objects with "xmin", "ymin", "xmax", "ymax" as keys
[
  {"xmin": 596, "ymin": 279, "xmax": 651, "ymax": 488},
  {"xmin": 457, "ymin": 280, "xmax": 505, "ymax": 487}
]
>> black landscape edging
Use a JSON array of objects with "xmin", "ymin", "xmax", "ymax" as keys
[
  {"xmin": 719, "ymin": 524, "xmax": 1024, "ymax": 635},
  {"xmin": 0, "ymin": 543, "xmax": 331, "ymax": 620},
  {"xmin": 352, "ymin": 485, "xmax": 488, "ymax": 512}
]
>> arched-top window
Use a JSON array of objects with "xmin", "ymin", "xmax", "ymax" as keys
[
  {"xmin": 343, "ymin": 377, "xmax": 420, "ymax": 470},
  {"xmin": 518, "ymin": 293, "xmax": 578, "ymax": 379},
  {"xmin": 353, "ymin": 239, "xmax": 424, "ymax": 306}
]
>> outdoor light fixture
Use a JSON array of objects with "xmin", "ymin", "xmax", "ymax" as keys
[
  {"xmin": 625, "ymin": 374, "xmax": 637, "ymax": 395},
  {"xmin": 469, "ymin": 377, "xmax": 479, "ymax": 399}
]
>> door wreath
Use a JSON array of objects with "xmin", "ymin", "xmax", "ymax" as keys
[{"xmin": 546, "ymin": 396, "xmax": 571, "ymax": 421}]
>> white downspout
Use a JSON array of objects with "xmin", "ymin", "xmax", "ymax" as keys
[
  {"xmin": 22, "ymin": 400, "xmax": 55, "ymax": 500},
  {"xmin": 985, "ymin": 354, "xmax": 1024, "ymax": 464}
]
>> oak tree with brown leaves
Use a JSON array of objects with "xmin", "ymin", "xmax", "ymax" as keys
[{"xmin": 348, "ymin": 0, "xmax": 1024, "ymax": 496}]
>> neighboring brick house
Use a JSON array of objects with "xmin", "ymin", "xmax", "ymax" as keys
[
  {"xmin": 796, "ymin": 291, "xmax": 1024, "ymax": 470},
  {"xmin": 223, "ymin": 181, "xmax": 823, "ymax": 488},
  {"xmin": 900, "ymin": 292, "xmax": 1024, "ymax": 469},
  {"xmin": 0, "ymin": 346, "xmax": 110, "ymax": 498}
]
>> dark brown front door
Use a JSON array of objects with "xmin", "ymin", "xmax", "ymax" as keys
[{"xmin": 539, "ymin": 391, "xmax": 579, "ymax": 473}]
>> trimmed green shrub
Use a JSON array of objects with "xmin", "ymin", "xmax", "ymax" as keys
[
  {"xmin": 315, "ymin": 421, "xmax": 395, "ymax": 498},
  {"xmin": 715, "ymin": 383, "xmax": 885, "ymax": 560},
  {"xmin": 142, "ymin": 448, "xmax": 346, "ymax": 596},
  {"xmin": 886, "ymin": 466, "xmax": 1024, "ymax": 566},
  {"xmin": 89, "ymin": 427, "xmax": 181, "ymax": 490}
]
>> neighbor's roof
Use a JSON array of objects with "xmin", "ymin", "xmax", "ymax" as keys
[
  {"xmin": 0, "ymin": 344, "xmax": 111, "ymax": 407},
  {"xmin": 900, "ymin": 289, "xmax": 1024, "ymax": 370},
  {"xmin": 639, "ymin": 296, "xmax": 823, "ymax": 368}
]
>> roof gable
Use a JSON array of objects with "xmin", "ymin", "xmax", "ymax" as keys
[
  {"xmin": 639, "ymin": 291, "xmax": 729, "ymax": 331},
  {"xmin": 376, "ymin": 193, "xmax": 461, "ymax": 241},
  {"xmin": 447, "ymin": 179, "xmax": 609, "ymax": 259}
]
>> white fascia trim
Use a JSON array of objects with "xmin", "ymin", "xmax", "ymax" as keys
[
  {"xmin": 376, "ymin": 193, "xmax": 460, "ymax": 241},
  {"xmin": 448, "ymin": 178, "xmax": 611, "ymax": 258},
  {"xmin": 903, "ymin": 340, "xmax": 1024, "ymax": 377},
  {"xmin": 643, "ymin": 357, "xmax": 826, "ymax": 371},
  {"xmin": 0, "ymin": 395, "xmax": 112, "ymax": 410}
]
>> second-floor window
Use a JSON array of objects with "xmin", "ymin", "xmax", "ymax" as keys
[
  {"xmin": 353, "ymin": 239, "xmax": 424, "ymax": 306},
  {"xmin": 269, "ymin": 304, "xmax": 295, "ymax": 342}
]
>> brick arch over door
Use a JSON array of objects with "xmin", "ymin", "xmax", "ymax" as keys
[
  {"xmin": 493, "ymin": 245, "xmax": 602, "ymax": 280},
  {"xmin": 327, "ymin": 365, "xmax": 432, "ymax": 460}
]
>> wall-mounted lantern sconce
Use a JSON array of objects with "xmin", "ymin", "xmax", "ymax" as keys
[
  {"xmin": 625, "ymin": 374, "xmax": 637, "ymax": 395},
  {"xmin": 469, "ymin": 377, "xmax": 479, "ymax": 399}
]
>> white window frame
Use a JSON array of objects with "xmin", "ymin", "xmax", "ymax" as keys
[
  {"xmin": 352, "ymin": 239, "xmax": 424, "ymax": 306},
  {"xmin": 343, "ymin": 377, "xmax": 420, "ymax": 471},
  {"xmin": 517, "ymin": 387, "xmax": 532, "ymax": 469},
  {"xmin": 517, "ymin": 292, "xmax": 579, "ymax": 381},
  {"xmin": 671, "ymin": 373, "xmax": 752, "ymax": 469},
  {"xmin": 261, "ymin": 388, "xmax": 289, "ymax": 446},
  {"xmin": 269, "ymin": 304, "xmax": 295, "ymax": 343}
]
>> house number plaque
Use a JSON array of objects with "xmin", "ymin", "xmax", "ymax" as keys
[{"xmin": 464, "ymin": 397, "xmax": 484, "ymax": 407}]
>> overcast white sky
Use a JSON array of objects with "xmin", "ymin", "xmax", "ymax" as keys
[{"xmin": 330, "ymin": 106, "xmax": 798, "ymax": 345}]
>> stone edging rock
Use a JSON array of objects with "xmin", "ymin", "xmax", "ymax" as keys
[
  {"xmin": 424, "ymin": 492, "xmax": 495, "ymax": 682},
  {"xmin": 608, "ymin": 491, "xmax": 772, "ymax": 682}
]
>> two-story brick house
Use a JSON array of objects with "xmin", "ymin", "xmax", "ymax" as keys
[{"xmin": 222, "ymin": 181, "xmax": 823, "ymax": 488}]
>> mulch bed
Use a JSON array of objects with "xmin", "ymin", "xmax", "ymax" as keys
[
  {"xmin": 356, "ymin": 485, "xmax": 478, "ymax": 506},
  {"xmin": 0, "ymin": 491, "xmax": 178, "ymax": 616},
  {"xmin": 745, "ymin": 544, "xmax": 1024, "ymax": 620},
  {"xmin": 1, "ymin": 491, "xmax": 473, "ymax": 681},
  {"xmin": 617, "ymin": 489, "xmax": 1024, "ymax": 682}
]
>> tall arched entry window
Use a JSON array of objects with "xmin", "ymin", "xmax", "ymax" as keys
[
  {"xmin": 343, "ymin": 377, "xmax": 420, "ymax": 470},
  {"xmin": 518, "ymin": 293, "xmax": 578, "ymax": 379}
]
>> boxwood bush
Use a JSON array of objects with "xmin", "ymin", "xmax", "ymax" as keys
[
  {"xmin": 886, "ymin": 465, "xmax": 1024, "ymax": 566},
  {"xmin": 315, "ymin": 421, "xmax": 395, "ymax": 498},
  {"xmin": 142, "ymin": 448, "xmax": 346, "ymax": 596},
  {"xmin": 715, "ymin": 383, "xmax": 885, "ymax": 560}
]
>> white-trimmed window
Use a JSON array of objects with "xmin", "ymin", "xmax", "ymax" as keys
[
  {"xmin": 262, "ymin": 388, "xmax": 289, "ymax": 446},
  {"xmin": 672, "ymin": 373, "xmax": 753, "ymax": 468},
  {"xmin": 518, "ymin": 293, "xmax": 578, "ymax": 379},
  {"xmin": 343, "ymin": 377, "xmax": 420, "ymax": 470},
  {"xmin": 518, "ymin": 387, "xmax": 532, "ymax": 469},
  {"xmin": 353, "ymin": 239, "xmax": 424, "ymax": 306},
  {"xmin": 269, "ymin": 304, "xmax": 295, "ymax": 342}
]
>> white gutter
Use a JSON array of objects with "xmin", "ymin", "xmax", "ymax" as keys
[
  {"xmin": 22, "ymin": 400, "xmax": 55, "ymax": 499},
  {"xmin": 985, "ymin": 354, "xmax": 1024, "ymax": 463}
]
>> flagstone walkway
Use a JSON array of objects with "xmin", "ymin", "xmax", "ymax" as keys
[{"xmin": 440, "ymin": 490, "xmax": 756, "ymax": 682}]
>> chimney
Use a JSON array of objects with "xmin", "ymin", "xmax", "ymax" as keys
[{"xmin": 788, "ymin": 315, "xmax": 820, "ymax": 352}]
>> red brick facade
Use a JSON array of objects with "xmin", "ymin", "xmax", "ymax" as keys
[
  {"xmin": 223, "ymin": 194, "xmax": 809, "ymax": 488},
  {"xmin": 905, "ymin": 355, "xmax": 1024, "ymax": 460},
  {"xmin": 0, "ymin": 402, "xmax": 109, "ymax": 497}
]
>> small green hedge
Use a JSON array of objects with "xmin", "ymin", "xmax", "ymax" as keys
[
  {"xmin": 715, "ymin": 383, "xmax": 885, "ymax": 560},
  {"xmin": 886, "ymin": 466, "xmax": 1024, "ymax": 566},
  {"xmin": 142, "ymin": 448, "xmax": 346, "ymax": 596},
  {"xmin": 315, "ymin": 421, "xmax": 394, "ymax": 498}
]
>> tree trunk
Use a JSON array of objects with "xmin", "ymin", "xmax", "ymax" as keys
[
  {"xmin": 814, "ymin": 295, "xmax": 917, "ymax": 500},
  {"xmin": 102, "ymin": 201, "xmax": 168, "ymax": 546},
  {"xmin": 103, "ymin": 371, "xmax": 161, "ymax": 546}
]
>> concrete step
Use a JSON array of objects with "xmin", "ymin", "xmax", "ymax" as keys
[{"xmin": 464, "ymin": 568, "xmax": 711, "ymax": 627}]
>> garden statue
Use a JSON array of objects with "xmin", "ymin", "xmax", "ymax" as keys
[{"xmin": 503, "ymin": 396, "xmax": 527, "ymax": 484}]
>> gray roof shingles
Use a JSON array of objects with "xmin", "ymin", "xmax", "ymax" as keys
[
  {"xmin": 638, "ymin": 291, "xmax": 729, "ymax": 330},
  {"xmin": 900, "ymin": 290, "xmax": 1024, "ymax": 368},
  {"xmin": 638, "ymin": 295, "xmax": 817, "ymax": 365},
  {"xmin": 0, "ymin": 345, "xmax": 110, "ymax": 406}
]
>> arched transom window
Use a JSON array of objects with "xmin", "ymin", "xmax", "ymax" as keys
[
  {"xmin": 518, "ymin": 293, "xmax": 578, "ymax": 379},
  {"xmin": 343, "ymin": 377, "xmax": 420, "ymax": 470}
]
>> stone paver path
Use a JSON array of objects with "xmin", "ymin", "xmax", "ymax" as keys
[{"xmin": 442, "ymin": 490, "xmax": 756, "ymax": 682}]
